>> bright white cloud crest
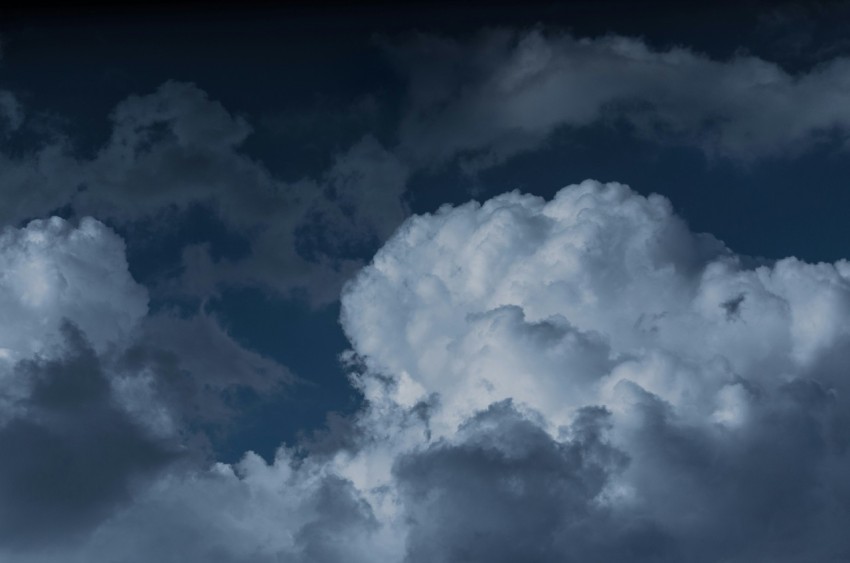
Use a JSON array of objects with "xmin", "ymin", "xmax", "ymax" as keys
[
  {"xmin": 343, "ymin": 180, "xmax": 850, "ymax": 427},
  {"xmin": 0, "ymin": 216, "xmax": 147, "ymax": 362}
]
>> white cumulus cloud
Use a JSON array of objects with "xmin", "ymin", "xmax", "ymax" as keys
[{"xmin": 0, "ymin": 216, "xmax": 147, "ymax": 363}]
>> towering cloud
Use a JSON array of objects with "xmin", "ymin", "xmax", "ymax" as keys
[{"xmin": 337, "ymin": 179, "xmax": 850, "ymax": 561}]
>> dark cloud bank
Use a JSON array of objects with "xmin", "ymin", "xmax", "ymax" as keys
[{"xmin": 2, "ymin": 6, "xmax": 850, "ymax": 562}]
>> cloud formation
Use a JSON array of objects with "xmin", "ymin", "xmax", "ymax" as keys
[
  {"xmin": 0, "ymin": 324, "xmax": 180, "ymax": 549},
  {"xmin": 390, "ymin": 30, "xmax": 850, "ymax": 169},
  {"xmin": 6, "ymin": 30, "xmax": 850, "ymax": 303},
  {"xmin": 0, "ymin": 218, "xmax": 179, "ymax": 547},
  {"xmin": 0, "ymin": 81, "xmax": 409, "ymax": 304},
  {"xmin": 338, "ymin": 179, "xmax": 850, "ymax": 561},
  {"xmin": 0, "ymin": 216, "xmax": 147, "ymax": 363},
  {"xmin": 0, "ymin": 217, "xmax": 295, "ymax": 552},
  {"xmin": 7, "ymin": 180, "xmax": 849, "ymax": 561}
]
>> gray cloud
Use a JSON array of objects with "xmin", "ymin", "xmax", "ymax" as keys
[
  {"xmin": 395, "ymin": 401, "xmax": 628, "ymax": 563},
  {"xmin": 0, "ymin": 81, "xmax": 409, "ymax": 305},
  {"xmin": 0, "ymin": 90, "xmax": 22, "ymax": 133},
  {"xmin": 0, "ymin": 216, "xmax": 297, "ymax": 556},
  {"xmin": 388, "ymin": 29, "xmax": 850, "ymax": 170},
  {"xmin": 0, "ymin": 215, "xmax": 290, "ymax": 434},
  {"xmin": 118, "ymin": 309, "xmax": 294, "ymax": 428},
  {"xmin": 0, "ymin": 323, "xmax": 180, "ymax": 549}
]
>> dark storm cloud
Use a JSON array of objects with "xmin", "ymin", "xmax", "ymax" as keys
[
  {"xmin": 395, "ymin": 401, "xmax": 630, "ymax": 563},
  {"xmin": 604, "ymin": 376, "xmax": 850, "ymax": 563},
  {"xmin": 291, "ymin": 476, "xmax": 380, "ymax": 563},
  {"xmin": 0, "ymin": 323, "xmax": 179, "ymax": 548},
  {"xmin": 379, "ymin": 381, "xmax": 850, "ymax": 563}
]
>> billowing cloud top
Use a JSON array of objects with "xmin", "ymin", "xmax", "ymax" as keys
[
  {"xmin": 343, "ymin": 180, "xmax": 850, "ymax": 427},
  {"xmin": 334, "ymin": 180, "xmax": 850, "ymax": 561},
  {"xmin": 0, "ymin": 216, "xmax": 147, "ymax": 362}
]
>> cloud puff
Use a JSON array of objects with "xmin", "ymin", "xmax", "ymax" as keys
[
  {"xmin": 390, "ymin": 30, "xmax": 850, "ymax": 168},
  {"xmin": 0, "ymin": 216, "xmax": 147, "ymax": 363}
]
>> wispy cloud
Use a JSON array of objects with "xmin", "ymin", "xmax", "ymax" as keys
[{"xmin": 390, "ymin": 29, "xmax": 850, "ymax": 169}]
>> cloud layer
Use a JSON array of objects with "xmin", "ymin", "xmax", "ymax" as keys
[{"xmin": 6, "ymin": 180, "xmax": 849, "ymax": 561}]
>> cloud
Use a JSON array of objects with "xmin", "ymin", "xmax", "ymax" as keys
[
  {"xmin": 78, "ymin": 80, "xmax": 261, "ymax": 223},
  {"xmin": 0, "ymin": 90, "xmax": 22, "ymax": 133},
  {"xmin": 0, "ymin": 218, "xmax": 178, "ymax": 548},
  {"xmin": 119, "ymin": 309, "xmax": 294, "ymax": 427},
  {"xmin": 0, "ymin": 145, "xmax": 81, "ymax": 227},
  {"xmin": 394, "ymin": 401, "xmax": 628, "ymax": 563},
  {"xmin": 0, "ymin": 81, "xmax": 410, "ymax": 304},
  {"xmin": 0, "ymin": 324, "xmax": 180, "ymax": 549},
  {"xmin": 336, "ymin": 179, "xmax": 850, "ymax": 561},
  {"xmin": 0, "ymin": 216, "xmax": 147, "ymax": 364},
  {"xmin": 219, "ymin": 134, "xmax": 409, "ymax": 304},
  {"xmin": 0, "ymin": 217, "xmax": 295, "ymax": 554},
  {"xmin": 389, "ymin": 29, "xmax": 850, "ymax": 169},
  {"xmin": 8, "ymin": 179, "xmax": 849, "ymax": 561}
]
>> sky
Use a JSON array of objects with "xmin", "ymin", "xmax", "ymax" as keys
[{"xmin": 2, "ymin": 1, "xmax": 850, "ymax": 560}]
